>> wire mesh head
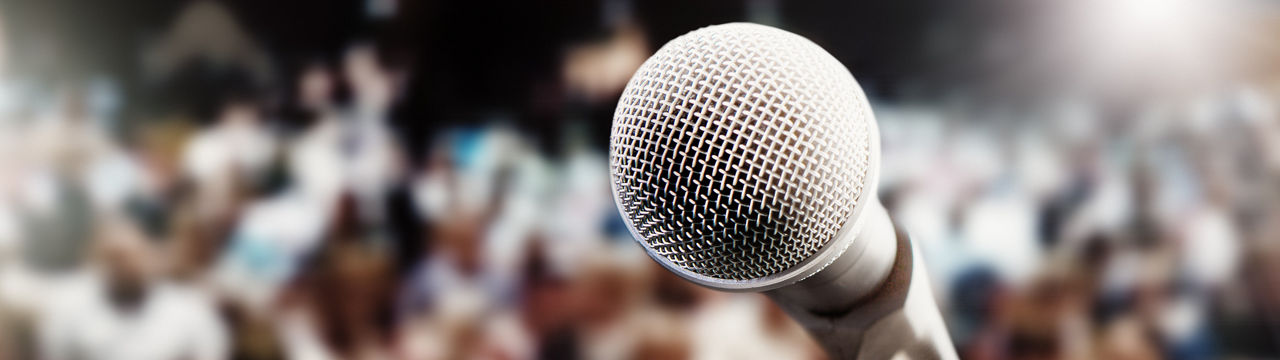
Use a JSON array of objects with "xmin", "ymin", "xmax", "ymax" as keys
[{"xmin": 610, "ymin": 23, "xmax": 876, "ymax": 288}]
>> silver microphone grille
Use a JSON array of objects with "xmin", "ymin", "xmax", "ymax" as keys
[{"xmin": 609, "ymin": 23, "xmax": 877, "ymax": 288}]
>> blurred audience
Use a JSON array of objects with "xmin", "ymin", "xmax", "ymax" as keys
[
  {"xmin": 1, "ymin": 1, "xmax": 1280, "ymax": 359},
  {"xmin": 39, "ymin": 215, "xmax": 228, "ymax": 360}
]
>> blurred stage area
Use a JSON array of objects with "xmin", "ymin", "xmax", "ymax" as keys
[{"xmin": 2, "ymin": 0, "xmax": 1280, "ymax": 359}]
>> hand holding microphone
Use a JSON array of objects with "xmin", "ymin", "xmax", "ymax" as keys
[{"xmin": 609, "ymin": 23, "xmax": 956, "ymax": 359}]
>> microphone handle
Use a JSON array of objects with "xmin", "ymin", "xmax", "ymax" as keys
[{"xmin": 766, "ymin": 214, "xmax": 958, "ymax": 360}]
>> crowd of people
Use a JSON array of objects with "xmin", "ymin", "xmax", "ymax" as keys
[
  {"xmin": 0, "ymin": 2, "xmax": 825, "ymax": 359},
  {"xmin": 0, "ymin": 1, "xmax": 1278, "ymax": 360},
  {"xmin": 879, "ymin": 90, "xmax": 1280, "ymax": 358}
]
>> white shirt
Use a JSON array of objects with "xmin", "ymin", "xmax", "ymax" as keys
[
  {"xmin": 183, "ymin": 122, "xmax": 277, "ymax": 185},
  {"xmin": 39, "ymin": 273, "xmax": 229, "ymax": 360},
  {"xmin": 691, "ymin": 296, "xmax": 816, "ymax": 360},
  {"xmin": 288, "ymin": 116, "xmax": 400, "ymax": 219}
]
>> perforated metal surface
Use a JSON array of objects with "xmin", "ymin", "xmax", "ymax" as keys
[{"xmin": 610, "ymin": 23, "xmax": 874, "ymax": 283}]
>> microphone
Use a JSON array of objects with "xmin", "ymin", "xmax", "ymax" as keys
[{"xmin": 609, "ymin": 23, "xmax": 956, "ymax": 359}]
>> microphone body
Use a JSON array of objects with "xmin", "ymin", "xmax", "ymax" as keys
[
  {"xmin": 767, "ymin": 199, "xmax": 955, "ymax": 359},
  {"xmin": 609, "ymin": 23, "xmax": 956, "ymax": 359}
]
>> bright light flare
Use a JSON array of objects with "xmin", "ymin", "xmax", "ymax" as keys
[{"xmin": 1062, "ymin": 0, "xmax": 1237, "ymax": 94}]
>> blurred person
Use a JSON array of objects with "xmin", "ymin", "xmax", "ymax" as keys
[
  {"xmin": 208, "ymin": 182, "xmax": 332, "ymax": 311},
  {"xmin": 1004, "ymin": 267, "xmax": 1094, "ymax": 360},
  {"xmin": 308, "ymin": 50, "xmax": 417, "ymax": 289},
  {"xmin": 647, "ymin": 259, "xmax": 714, "ymax": 313},
  {"xmin": 575, "ymin": 241, "xmax": 821, "ymax": 359},
  {"xmin": 0, "ymin": 287, "xmax": 41, "ymax": 359},
  {"xmin": 1219, "ymin": 87, "xmax": 1277, "ymax": 237},
  {"xmin": 399, "ymin": 130, "xmax": 534, "ymax": 320},
  {"xmin": 288, "ymin": 62, "xmax": 346, "ymax": 204},
  {"xmin": 1095, "ymin": 316, "xmax": 1162, "ymax": 360},
  {"xmin": 1234, "ymin": 226, "xmax": 1280, "ymax": 356},
  {"xmin": 23, "ymin": 86, "xmax": 140, "ymax": 217},
  {"xmin": 572, "ymin": 248, "xmax": 683, "ymax": 360},
  {"xmin": 38, "ymin": 215, "xmax": 228, "ymax": 360},
  {"xmin": 288, "ymin": 44, "xmax": 405, "ymax": 230},
  {"xmin": 154, "ymin": 117, "xmax": 294, "ymax": 360},
  {"xmin": 276, "ymin": 193, "xmax": 397, "ymax": 360},
  {"xmin": 542, "ymin": 127, "xmax": 613, "ymax": 276},
  {"xmin": 165, "ymin": 190, "xmax": 239, "ymax": 284},
  {"xmin": 629, "ymin": 313, "xmax": 692, "ymax": 360},
  {"xmin": 635, "ymin": 243, "xmax": 822, "ymax": 360},
  {"xmin": 182, "ymin": 94, "xmax": 278, "ymax": 205},
  {"xmin": 197, "ymin": 173, "xmax": 312, "ymax": 360},
  {"xmin": 1071, "ymin": 233, "xmax": 1118, "ymax": 319},
  {"xmin": 395, "ymin": 284, "xmax": 508, "ymax": 360},
  {"xmin": 561, "ymin": 23, "xmax": 648, "ymax": 104},
  {"xmin": 299, "ymin": 61, "xmax": 339, "ymax": 118},
  {"xmin": 205, "ymin": 63, "xmax": 349, "ymax": 310},
  {"xmin": 24, "ymin": 89, "xmax": 116, "ymax": 176},
  {"xmin": 280, "ymin": 59, "xmax": 340, "ymax": 137},
  {"xmin": 396, "ymin": 190, "xmax": 508, "ymax": 320},
  {"xmin": 688, "ymin": 291, "xmax": 823, "ymax": 360},
  {"xmin": 1175, "ymin": 172, "xmax": 1242, "ymax": 291},
  {"xmin": 398, "ymin": 238, "xmax": 562, "ymax": 360},
  {"xmin": 12, "ymin": 159, "xmax": 96, "ymax": 273},
  {"xmin": 1, "ymin": 91, "xmax": 110, "ymax": 338},
  {"xmin": 1055, "ymin": 165, "xmax": 1136, "ymax": 253},
  {"xmin": 17, "ymin": 88, "xmax": 118, "ymax": 273},
  {"xmin": 895, "ymin": 181, "xmax": 979, "ymax": 303},
  {"xmin": 962, "ymin": 180, "xmax": 1043, "ymax": 287},
  {"xmin": 515, "ymin": 238, "xmax": 575, "ymax": 360},
  {"xmin": 1130, "ymin": 250, "xmax": 1214, "ymax": 360},
  {"xmin": 183, "ymin": 94, "xmax": 290, "ymax": 307},
  {"xmin": 341, "ymin": 42, "xmax": 406, "ymax": 213},
  {"xmin": 401, "ymin": 129, "xmax": 556, "ymax": 359},
  {"xmin": 346, "ymin": 43, "xmax": 402, "ymax": 122},
  {"xmin": 952, "ymin": 267, "xmax": 1013, "ymax": 359},
  {"xmin": 124, "ymin": 120, "xmax": 198, "ymax": 239}
]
